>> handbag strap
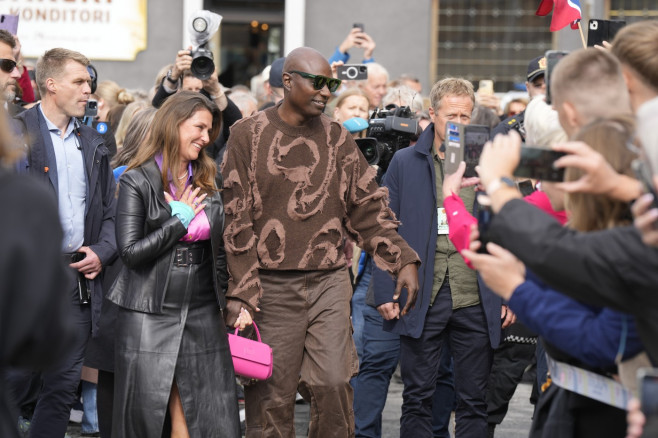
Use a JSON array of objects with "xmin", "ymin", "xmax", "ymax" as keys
[{"xmin": 233, "ymin": 321, "xmax": 261, "ymax": 342}]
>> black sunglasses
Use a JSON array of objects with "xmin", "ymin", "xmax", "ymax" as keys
[
  {"xmin": 0, "ymin": 58, "xmax": 17, "ymax": 74},
  {"xmin": 288, "ymin": 70, "xmax": 342, "ymax": 93}
]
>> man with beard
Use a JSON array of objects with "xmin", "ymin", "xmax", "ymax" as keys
[{"xmin": 0, "ymin": 30, "xmax": 23, "ymax": 116}]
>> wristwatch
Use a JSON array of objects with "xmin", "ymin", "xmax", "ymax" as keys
[
  {"xmin": 486, "ymin": 177, "xmax": 516, "ymax": 196},
  {"xmin": 165, "ymin": 69, "xmax": 179, "ymax": 84}
]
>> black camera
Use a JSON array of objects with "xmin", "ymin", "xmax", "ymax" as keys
[
  {"xmin": 337, "ymin": 64, "xmax": 368, "ymax": 81},
  {"xmin": 190, "ymin": 45, "xmax": 215, "ymax": 80},
  {"xmin": 355, "ymin": 105, "xmax": 419, "ymax": 174}
]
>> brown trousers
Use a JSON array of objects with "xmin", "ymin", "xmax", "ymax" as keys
[{"xmin": 245, "ymin": 268, "xmax": 358, "ymax": 438}]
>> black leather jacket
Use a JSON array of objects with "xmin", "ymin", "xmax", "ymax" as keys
[{"xmin": 107, "ymin": 159, "xmax": 228, "ymax": 313}]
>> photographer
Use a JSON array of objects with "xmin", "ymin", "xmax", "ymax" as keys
[
  {"xmin": 152, "ymin": 47, "xmax": 242, "ymax": 162},
  {"xmin": 370, "ymin": 77, "xmax": 507, "ymax": 437}
]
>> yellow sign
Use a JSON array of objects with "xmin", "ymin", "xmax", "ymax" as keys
[{"xmin": 3, "ymin": 0, "xmax": 148, "ymax": 61}]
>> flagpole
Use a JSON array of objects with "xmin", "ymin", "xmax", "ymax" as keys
[{"xmin": 577, "ymin": 21, "xmax": 587, "ymax": 48}]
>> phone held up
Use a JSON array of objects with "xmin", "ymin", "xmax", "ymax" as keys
[
  {"xmin": 353, "ymin": 23, "xmax": 364, "ymax": 32},
  {"xmin": 544, "ymin": 50, "xmax": 568, "ymax": 105},
  {"xmin": 632, "ymin": 158, "xmax": 658, "ymax": 230},
  {"xmin": 513, "ymin": 146, "xmax": 566, "ymax": 182},
  {"xmin": 587, "ymin": 19, "xmax": 626, "ymax": 47},
  {"xmin": 638, "ymin": 368, "xmax": 658, "ymax": 420},
  {"xmin": 336, "ymin": 64, "xmax": 368, "ymax": 81}
]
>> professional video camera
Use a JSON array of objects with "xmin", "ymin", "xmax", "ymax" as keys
[
  {"xmin": 356, "ymin": 105, "xmax": 420, "ymax": 174},
  {"xmin": 188, "ymin": 11, "xmax": 222, "ymax": 80}
]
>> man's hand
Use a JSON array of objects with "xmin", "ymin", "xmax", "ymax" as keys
[
  {"xmin": 70, "ymin": 247, "xmax": 102, "ymax": 280},
  {"xmin": 632, "ymin": 181, "xmax": 658, "ymax": 248},
  {"xmin": 171, "ymin": 46, "xmax": 193, "ymax": 81},
  {"xmin": 395, "ymin": 263, "xmax": 419, "ymax": 316},
  {"xmin": 477, "ymin": 131, "xmax": 522, "ymax": 188},
  {"xmin": 501, "ymin": 305, "xmax": 517, "ymax": 329},
  {"xmin": 553, "ymin": 141, "xmax": 642, "ymax": 202},
  {"xmin": 461, "ymin": 242, "xmax": 525, "ymax": 301},
  {"xmin": 338, "ymin": 28, "xmax": 363, "ymax": 54},
  {"xmin": 626, "ymin": 398, "xmax": 646, "ymax": 438},
  {"xmin": 330, "ymin": 61, "xmax": 344, "ymax": 79},
  {"xmin": 377, "ymin": 302, "xmax": 400, "ymax": 320},
  {"xmin": 443, "ymin": 161, "xmax": 480, "ymax": 199},
  {"xmin": 355, "ymin": 31, "xmax": 376, "ymax": 59}
]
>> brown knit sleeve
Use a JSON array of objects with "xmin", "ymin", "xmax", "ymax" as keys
[
  {"xmin": 340, "ymin": 136, "xmax": 420, "ymax": 275},
  {"xmin": 221, "ymin": 117, "xmax": 263, "ymax": 310}
]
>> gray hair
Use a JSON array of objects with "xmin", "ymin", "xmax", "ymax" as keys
[
  {"xmin": 383, "ymin": 86, "xmax": 423, "ymax": 113},
  {"xmin": 524, "ymin": 96, "xmax": 568, "ymax": 148}
]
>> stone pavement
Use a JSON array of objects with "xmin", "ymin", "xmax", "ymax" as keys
[{"xmin": 67, "ymin": 381, "xmax": 534, "ymax": 437}]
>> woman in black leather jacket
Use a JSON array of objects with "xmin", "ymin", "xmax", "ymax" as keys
[{"xmin": 107, "ymin": 91, "xmax": 251, "ymax": 438}]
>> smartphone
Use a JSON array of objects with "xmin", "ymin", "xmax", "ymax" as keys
[
  {"xmin": 517, "ymin": 179, "xmax": 536, "ymax": 197},
  {"xmin": 632, "ymin": 159, "xmax": 658, "ymax": 229},
  {"xmin": 478, "ymin": 80, "xmax": 494, "ymax": 96},
  {"xmin": 70, "ymin": 253, "xmax": 91, "ymax": 305},
  {"xmin": 587, "ymin": 19, "xmax": 626, "ymax": 47},
  {"xmin": 444, "ymin": 122, "xmax": 490, "ymax": 178},
  {"xmin": 544, "ymin": 50, "xmax": 569, "ymax": 105},
  {"xmin": 336, "ymin": 64, "xmax": 368, "ymax": 81},
  {"xmin": 638, "ymin": 368, "xmax": 658, "ymax": 418},
  {"xmin": 353, "ymin": 23, "xmax": 364, "ymax": 32},
  {"xmin": 513, "ymin": 146, "xmax": 566, "ymax": 182},
  {"xmin": 85, "ymin": 100, "xmax": 98, "ymax": 118},
  {"xmin": 0, "ymin": 14, "xmax": 19, "ymax": 35},
  {"xmin": 476, "ymin": 197, "xmax": 493, "ymax": 254}
]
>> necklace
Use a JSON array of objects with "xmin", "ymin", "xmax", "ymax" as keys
[{"xmin": 177, "ymin": 171, "xmax": 188, "ymax": 180}]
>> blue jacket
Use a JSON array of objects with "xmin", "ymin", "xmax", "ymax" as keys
[
  {"xmin": 327, "ymin": 47, "xmax": 375, "ymax": 65},
  {"xmin": 372, "ymin": 123, "xmax": 502, "ymax": 346},
  {"xmin": 14, "ymin": 105, "xmax": 117, "ymax": 336},
  {"xmin": 510, "ymin": 271, "xmax": 644, "ymax": 368}
]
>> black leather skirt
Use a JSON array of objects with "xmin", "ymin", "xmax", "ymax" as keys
[{"xmin": 112, "ymin": 241, "xmax": 240, "ymax": 438}]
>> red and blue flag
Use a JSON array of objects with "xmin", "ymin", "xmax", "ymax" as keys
[{"xmin": 536, "ymin": 0, "xmax": 582, "ymax": 31}]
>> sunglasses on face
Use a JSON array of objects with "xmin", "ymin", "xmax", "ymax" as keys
[
  {"xmin": 0, "ymin": 58, "xmax": 17, "ymax": 73},
  {"xmin": 288, "ymin": 70, "xmax": 342, "ymax": 93}
]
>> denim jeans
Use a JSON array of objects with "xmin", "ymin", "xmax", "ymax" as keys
[
  {"xmin": 351, "ymin": 257, "xmax": 372, "ymax": 361},
  {"xmin": 81, "ymin": 381, "xmax": 99, "ymax": 434}
]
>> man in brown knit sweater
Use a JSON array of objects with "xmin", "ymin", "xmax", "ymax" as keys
[{"xmin": 221, "ymin": 47, "xmax": 420, "ymax": 437}]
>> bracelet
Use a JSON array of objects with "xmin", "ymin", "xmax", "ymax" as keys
[{"xmin": 486, "ymin": 177, "xmax": 516, "ymax": 196}]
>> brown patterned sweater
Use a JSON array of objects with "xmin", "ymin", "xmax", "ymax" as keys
[{"xmin": 221, "ymin": 104, "xmax": 420, "ymax": 310}]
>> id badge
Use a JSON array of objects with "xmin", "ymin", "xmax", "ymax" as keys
[{"xmin": 438, "ymin": 207, "xmax": 449, "ymax": 235}]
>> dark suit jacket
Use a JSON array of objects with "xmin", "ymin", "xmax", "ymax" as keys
[
  {"xmin": 107, "ymin": 159, "xmax": 228, "ymax": 313},
  {"xmin": 13, "ymin": 105, "xmax": 117, "ymax": 336},
  {"xmin": 0, "ymin": 169, "xmax": 74, "ymax": 438},
  {"xmin": 371, "ymin": 123, "xmax": 502, "ymax": 347},
  {"xmin": 489, "ymin": 198, "xmax": 658, "ymax": 364}
]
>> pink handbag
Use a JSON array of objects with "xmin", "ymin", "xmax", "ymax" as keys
[{"xmin": 227, "ymin": 322, "xmax": 273, "ymax": 380}]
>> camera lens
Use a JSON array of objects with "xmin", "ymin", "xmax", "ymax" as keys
[
  {"xmin": 346, "ymin": 66, "xmax": 358, "ymax": 80},
  {"xmin": 191, "ymin": 47, "xmax": 215, "ymax": 80}
]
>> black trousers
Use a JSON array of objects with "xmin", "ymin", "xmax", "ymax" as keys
[
  {"xmin": 6, "ymin": 277, "xmax": 91, "ymax": 438},
  {"xmin": 400, "ymin": 280, "xmax": 493, "ymax": 438}
]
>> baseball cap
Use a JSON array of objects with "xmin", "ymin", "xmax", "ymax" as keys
[
  {"xmin": 268, "ymin": 57, "xmax": 285, "ymax": 88},
  {"xmin": 527, "ymin": 56, "xmax": 547, "ymax": 82}
]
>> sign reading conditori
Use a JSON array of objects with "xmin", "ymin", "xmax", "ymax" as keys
[{"xmin": 2, "ymin": 0, "xmax": 147, "ymax": 61}]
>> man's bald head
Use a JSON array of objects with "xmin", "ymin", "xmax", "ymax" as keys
[
  {"xmin": 279, "ymin": 47, "xmax": 334, "ymax": 126},
  {"xmin": 283, "ymin": 47, "xmax": 331, "ymax": 77}
]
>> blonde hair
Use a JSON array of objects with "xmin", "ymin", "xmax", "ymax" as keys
[
  {"xmin": 566, "ymin": 115, "xmax": 637, "ymax": 232},
  {"xmin": 95, "ymin": 80, "xmax": 135, "ymax": 108},
  {"xmin": 36, "ymin": 48, "xmax": 89, "ymax": 97},
  {"xmin": 429, "ymin": 78, "xmax": 475, "ymax": 111},
  {"xmin": 114, "ymin": 100, "xmax": 151, "ymax": 149},
  {"xmin": 524, "ymin": 97, "xmax": 568, "ymax": 148},
  {"xmin": 611, "ymin": 20, "xmax": 658, "ymax": 91},
  {"xmin": 551, "ymin": 49, "xmax": 630, "ymax": 122}
]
